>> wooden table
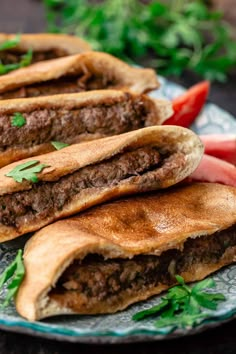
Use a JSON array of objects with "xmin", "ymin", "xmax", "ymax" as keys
[{"xmin": 0, "ymin": 0, "xmax": 236, "ymax": 352}]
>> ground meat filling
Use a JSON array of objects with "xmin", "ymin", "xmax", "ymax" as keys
[
  {"xmin": 49, "ymin": 224, "xmax": 236, "ymax": 312},
  {"xmin": 0, "ymin": 48, "xmax": 68, "ymax": 66},
  {"xmin": 0, "ymin": 96, "xmax": 151, "ymax": 151},
  {"xmin": 0, "ymin": 146, "xmax": 175, "ymax": 228},
  {"xmin": 0, "ymin": 73, "xmax": 116, "ymax": 100}
]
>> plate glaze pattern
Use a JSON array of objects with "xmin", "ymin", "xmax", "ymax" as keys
[{"xmin": 0, "ymin": 77, "xmax": 236, "ymax": 343}]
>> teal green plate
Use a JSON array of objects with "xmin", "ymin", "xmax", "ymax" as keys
[{"xmin": 0, "ymin": 77, "xmax": 236, "ymax": 343}]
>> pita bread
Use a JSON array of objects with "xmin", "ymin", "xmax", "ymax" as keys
[
  {"xmin": 0, "ymin": 33, "xmax": 91, "ymax": 64},
  {"xmin": 0, "ymin": 52, "xmax": 159, "ymax": 99},
  {"xmin": 0, "ymin": 90, "xmax": 172, "ymax": 167},
  {"xmin": 0, "ymin": 126, "xmax": 203, "ymax": 242},
  {"xmin": 15, "ymin": 183, "xmax": 236, "ymax": 320}
]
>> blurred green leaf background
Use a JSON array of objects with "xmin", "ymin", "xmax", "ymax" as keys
[{"xmin": 43, "ymin": 0, "xmax": 236, "ymax": 82}]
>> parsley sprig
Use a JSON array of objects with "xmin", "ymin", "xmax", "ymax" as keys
[
  {"xmin": 11, "ymin": 112, "xmax": 26, "ymax": 128},
  {"xmin": 133, "ymin": 275, "xmax": 225, "ymax": 329},
  {"xmin": 5, "ymin": 160, "xmax": 49, "ymax": 183},
  {"xmin": 43, "ymin": 0, "xmax": 236, "ymax": 82},
  {"xmin": 0, "ymin": 250, "xmax": 25, "ymax": 307},
  {"xmin": 0, "ymin": 35, "xmax": 33, "ymax": 75}
]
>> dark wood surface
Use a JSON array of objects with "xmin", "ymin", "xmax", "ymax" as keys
[
  {"xmin": 1, "ymin": 319, "xmax": 236, "ymax": 354},
  {"xmin": 0, "ymin": 0, "xmax": 236, "ymax": 352}
]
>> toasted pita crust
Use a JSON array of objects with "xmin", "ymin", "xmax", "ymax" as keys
[
  {"xmin": 0, "ymin": 126, "xmax": 203, "ymax": 241},
  {"xmin": 15, "ymin": 183, "xmax": 236, "ymax": 320},
  {"xmin": 0, "ymin": 90, "xmax": 173, "ymax": 167},
  {"xmin": 0, "ymin": 52, "xmax": 159, "ymax": 96},
  {"xmin": 0, "ymin": 33, "xmax": 91, "ymax": 54}
]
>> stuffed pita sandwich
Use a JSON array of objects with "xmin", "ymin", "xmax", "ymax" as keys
[
  {"xmin": 0, "ymin": 126, "xmax": 203, "ymax": 242},
  {"xmin": 0, "ymin": 33, "xmax": 91, "ymax": 65},
  {"xmin": 0, "ymin": 90, "xmax": 172, "ymax": 167},
  {"xmin": 0, "ymin": 52, "xmax": 159, "ymax": 99},
  {"xmin": 15, "ymin": 182, "xmax": 236, "ymax": 320}
]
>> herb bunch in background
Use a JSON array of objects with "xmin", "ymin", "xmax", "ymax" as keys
[{"xmin": 43, "ymin": 0, "xmax": 236, "ymax": 82}]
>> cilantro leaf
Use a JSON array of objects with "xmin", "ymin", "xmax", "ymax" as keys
[
  {"xmin": 133, "ymin": 275, "xmax": 225, "ymax": 330},
  {"xmin": 188, "ymin": 296, "xmax": 202, "ymax": 315},
  {"xmin": 174, "ymin": 275, "xmax": 185, "ymax": 286},
  {"xmin": 193, "ymin": 292, "xmax": 225, "ymax": 310},
  {"xmin": 0, "ymin": 256, "xmax": 18, "ymax": 288},
  {"xmin": 20, "ymin": 49, "xmax": 33, "ymax": 67},
  {"xmin": 192, "ymin": 278, "xmax": 216, "ymax": 292},
  {"xmin": 132, "ymin": 299, "xmax": 169, "ymax": 321},
  {"xmin": 155, "ymin": 313, "xmax": 206, "ymax": 329},
  {"xmin": 0, "ymin": 250, "xmax": 25, "ymax": 307},
  {"xmin": 51, "ymin": 141, "xmax": 69, "ymax": 150},
  {"xmin": 5, "ymin": 160, "xmax": 49, "ymax": 183},
  {"xmin": 166, "ymin": 285, "xmax": 189, "ymax": 300},
  {"xmin": 0, "ymin": 34, "xmax": 21, "ymax": 51},
  {"xmin": 0, "ymin": 62, "xmax": 16, "ymax": 75},
  {"xmin": 11, "ymin": 112, "xmax": 26, "ymax": 128}
]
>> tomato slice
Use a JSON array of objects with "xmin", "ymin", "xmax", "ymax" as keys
[
  {"xmin": 189, "ymin": 154, "xmax": 236, "ymax": 187},
  {"xmin": 163, "ymin": 81, "xmax": 210, "ymax": 127},
  {"xmin": 200, "ymin": 134, "xmax": 236, "ymax": 165}
]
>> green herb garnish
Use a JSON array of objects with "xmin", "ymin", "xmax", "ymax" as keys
[
  {"xmin": 43, "ymin": 0, "xmax": 236, "ymax": 82},
  {"xmin": 133, "ymin": 275, "xmax": 225, "ymax": 329},
  {"xmin": 19, "ymin": 49, "xmax": 33, "ymax": 67},
  {"xmin": 51, "ymin": 141, "xmax": 69, "ymax": 150},
  {"xmin": 5, "ymin": 160, "xmax": 49, "ymax": 183},
  {"xmin": 0, "ymin": 48, "xmax": 33, "ymax": 75},
  {"xmin": 0, "ymin": 33, "xmax": 33, "ymax": 76},
  {"xmin": 0, "ymin": 34, "xmax": 21, "ymax": 51},
  {"xmin": 0, "ymin": 250, "xmax": 25, "ymax": 307},
  {"xmin": 11, "ymin": 112, "xmax": 26, "ymax": 128}
]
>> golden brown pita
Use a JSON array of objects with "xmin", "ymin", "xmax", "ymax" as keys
[
  {"xmin": 0, "ymin": 126, "xmax": 203, "ymax": 242},
  {"xmin": 15, "ymin": 182, "xmax": 236, "ymax": 320},
  {"xmin": 0, "ymin": 52, "xmax": 159, "ymax": 99},
  {"xmin": 0, "ymin": 33, "xmax": 91, "ymax": 65}
]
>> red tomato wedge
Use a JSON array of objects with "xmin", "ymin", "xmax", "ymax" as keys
[
  {"xmin": 189, "ymin": 154, "xmax": 236, "ymax": 187},
  {"xmin": 200, "ymin": 134, "xmax": 236, "ymax": 165},
  {"xmin": 163, "ymin": 81, "xmax": 210, "ymax": 127}
]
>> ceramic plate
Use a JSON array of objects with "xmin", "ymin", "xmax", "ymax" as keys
[{"xmin": 0, "ymin": 77, "xmax": 236, "ymax": 343}]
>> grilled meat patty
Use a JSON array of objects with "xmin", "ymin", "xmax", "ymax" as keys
[
  {"xmin": 0, "ymin": 147, "xmax": 185, "ymax": 228},
  {"xmin": 0, "ymin": 94, "xmax": 153, "ymax": 151}
]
